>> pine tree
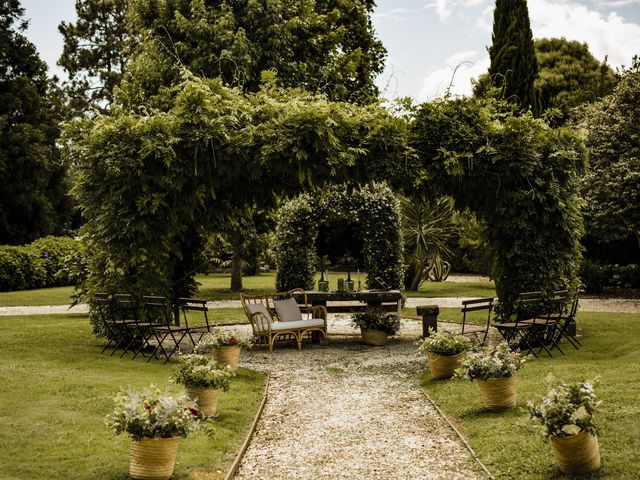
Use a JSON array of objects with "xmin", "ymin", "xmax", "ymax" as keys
[
  {"xmin": 0, "ymin": 0, "xmax": 72, "ymax": 244},
  {"xmin": 487, "ymin": 0, "xmax": 539, "ymax": 113},
  {"xmin": 58, "ymin": 0, "xmax": 129, "ymax": 113}
]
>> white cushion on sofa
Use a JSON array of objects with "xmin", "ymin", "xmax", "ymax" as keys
[
  {"xmin": 273, "ymin": 297, "xmax": 303, "ymax": 322},
  {"xmin": 271, "ymin": 318, "xmax": 325, "ymax": 331}
]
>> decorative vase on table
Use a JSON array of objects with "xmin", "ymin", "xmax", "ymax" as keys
[
  {"xmin": 345, "ymin": 271, "xmax": 355, "ymax": 292},
  {"xmin": 105, "ymin": 388, "xmax": 200, "ymax": 480},
  {"xmin": 459, "ymin": 343, "xmax": 526, "ymax": 411},
  {"xmin": 529, "ymin": 380, "xmax": 602, "ymax": 475},
  {"xmin": 172, "ymin": 354, "xmax": 233, "ymax": 417},
  {"xmin": 417, "ymin": 331, "xmax": 471, "ymax": 380}
]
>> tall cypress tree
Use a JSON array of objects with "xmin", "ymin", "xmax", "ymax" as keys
[{"xmin": 487, "ymin": 0, "xmax": 539, "ymax": 113}]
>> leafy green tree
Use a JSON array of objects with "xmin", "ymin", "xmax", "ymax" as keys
[
  {"xmin": 480, "ymin": 0, "xmax": 539, "ymax": 113},
  {"xmin": 123, "ymin": 0, "xmax": 385, "ymax": 104},
  {"xmin": 0, "ymin": 0, "xmax": 72, "ymax": 244},
  {"xmin": 58, "ymin": 0, "xmax": 129, "ymax": 113},
  {"xmin": 535, "ymin": 38, "xmax": 617, "ymax": 126},
  {"xmin": 580, "ymin": 58, "xmax": 640, "ymax": 259}
]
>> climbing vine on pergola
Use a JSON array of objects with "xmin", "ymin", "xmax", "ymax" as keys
[{"xmin": 274, "ymin": 183, "xmax": 404, "ymax": 292}]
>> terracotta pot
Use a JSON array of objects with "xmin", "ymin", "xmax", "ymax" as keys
[
  {"xmin": 550, "ymin": 431, "xmax": 601, "ymax": 475},
  {"xmin": 186, "ymin": 387, "xmax": 220, "ymax": 417},
  {"xmin": 361, "ymin": 328, "xmax": 388, "ymax": 346},
  {"xmin": 477, "ymin": 375, "xmax": 517, "ymax": 411},
  {"xmin": 129, "ymin": 436, "xmax": 180, "ymax": 480},
  {"xmin": 428, "ymin": 351, "xmax": 465, "ymax": 379},
  {"xmin": 213, "ymin": 345, "xmax": 241, "ymax": 372}
]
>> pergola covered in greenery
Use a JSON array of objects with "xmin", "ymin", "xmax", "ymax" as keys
[
  {"xmin": 274, "ymin": 183, "xmax": 404, "ymax": 292},
  {"xmin": 65, "ymin": 72, "xmax": 586, "ymax": 324}
]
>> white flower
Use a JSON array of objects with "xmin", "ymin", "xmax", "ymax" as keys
[{"xmin": 561, "ymin": 424, "xmax": 582, "ymax": 436}]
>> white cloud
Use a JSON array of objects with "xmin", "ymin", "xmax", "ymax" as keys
[
  {"xmin": 529, "ymin": 0, "xmax": 640, "ymax": 67},
  {"xmin": 426, "ymin": 0, "xmax": 490, "ymax": 24},
  {"xmin": 419, "ymin": 51, "xmax": 490, "ymax": 100}
]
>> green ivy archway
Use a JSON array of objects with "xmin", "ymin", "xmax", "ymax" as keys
[{"xmin": 274, "ymin": 183, "xmax": 404, "ymax": 291}]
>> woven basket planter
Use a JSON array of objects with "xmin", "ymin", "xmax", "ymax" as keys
[
  {"xmin": 186, "ymin": 387, "xmax": 220, "ymax": 417},
  {"xmin": 129, "ymin": 436, "xmax": 181, "ymax": 480},
  {"xmin": 477, "ymin": 375, "xmax": 517, "ymax": 411},
  {"xmin": 550, "ymin": 432, "xmax": 601, "ymax": 475},
  {"xmin": 361, "ymin": 328, "xmax": 388, "ymax": 346},
  {"xmin": 427, "ymin": 351, "xmax": 465, "ymax": 379},
  {"xmin": 213, "ymin": 345, "xmax": 241, "ymax": 372}
]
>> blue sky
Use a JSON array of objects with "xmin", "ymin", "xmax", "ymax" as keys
[{"xmin": 21, "ymin": 0, "xmax": 640, "ymax": 101}]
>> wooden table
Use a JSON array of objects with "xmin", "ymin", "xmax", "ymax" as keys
[{"xmin": 293, "ymin": 290, "xmax": 403, "ymax": 314}]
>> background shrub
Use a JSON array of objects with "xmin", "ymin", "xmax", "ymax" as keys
[
  {"xmin": 579, "ymin": 261, "xmax": 640, "ymax": 293},
  {"xmin": 0, "ymin": 236, "xmax": 82, "ymax": 291}
]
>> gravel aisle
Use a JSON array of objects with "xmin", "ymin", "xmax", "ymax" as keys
[{"xmin": 233, "ymin": 317, "xmax": 487, "ymax": 480}]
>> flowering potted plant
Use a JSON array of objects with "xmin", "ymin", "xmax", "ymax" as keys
[
  {"xmin": 105, "ymin": 387, "xmax": 200, "ymax": 480},
  {"xmin": 351, "ymin": 308, "xmax": 401, "ymax": 346},
  {"xmin": 172, "ymin": 354, "xmax": 234, "ymax": 416},
  {"xmin": 417, "ymin": 330, "xmax": 471, "ymax": 379},
  {"xmin": 528, "ymin": 380, "xmax": 601, "ymax": 474},
  {"xmin": 458, "ymin": 343, "xmax": 527, "ymax": 411},
  {"xmin": 194, "ymin": 328, "xmax": 252, "ymax": 372}
]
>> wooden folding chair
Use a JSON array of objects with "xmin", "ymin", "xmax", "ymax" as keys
[
  {"xmin": 142, "ymin": 296, "xmax": 189, "ymax": 364},
  {"xmin": 494, "ymin": 293, "xmax": 539, "ymax": 358},
  {"xmin": 95, "ymin": 292, "xmax": 134, "ymax": 355},
  {"xmin": 553, "ymin": 287, "xmax": 582, "ymax": 350},
  {"xmin": 452, "ymin": 297, "xmax": 494, "ymax": 347},
  {"xmin": 178, "ymin": 298, "xmax": 212, "ymax": 348},
  {"xmin": 114, "ymin": 293, "xmax": 155, "ymax": 359},
  {"xmin": 520, "ymin": 290, "xmax": 568, "ymax": 357}
]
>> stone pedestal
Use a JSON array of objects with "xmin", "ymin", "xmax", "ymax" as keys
[{"xmin": 417, "ymin": 305, "xmax": 439, "ymax": 338}]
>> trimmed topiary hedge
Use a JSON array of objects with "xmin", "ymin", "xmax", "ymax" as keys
[{"xmin": 0, "ymin": 236, "xmax": 83, "ymax": 291}]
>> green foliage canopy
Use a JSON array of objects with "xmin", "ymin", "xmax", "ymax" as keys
[
  {"xmin": 579, "ymin": 60, "xmax": 640, "ymax": 258},
  {"xmin": 64, "ymin": 73, "xmax": 413, "ymax": 303},
  {"xmin": 411, "ymin": 96, "xmax": 586, "ymax": 316},
  {"xmin": 535, "ymin": 38, "xmax": 617, "ymax": 126},
  {"xmin": 124, "ymin": 0, "xmax": 386, "ymax": 104}
]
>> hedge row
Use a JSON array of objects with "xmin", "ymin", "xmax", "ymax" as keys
[
  {"xmin": 0, "ymin": 236, "xmax": 83, "ymax": 291},
  {"xmin": 579, "ymin": 261, "xmax": 640, "ymax": 294}
]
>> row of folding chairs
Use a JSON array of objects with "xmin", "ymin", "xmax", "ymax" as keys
[
  {"xmin": 450, "ymin": 288, "xmax": 582, "ymax": 358},
  {"xmin": 94, "ymin": 293, "xmax": 211, "ymax": 364},
  {"xmin": 494, "ymin": 288, "xmax": 582, "ymax": 358}
]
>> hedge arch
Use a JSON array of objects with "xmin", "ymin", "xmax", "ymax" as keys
[{"xmin": 275, "ymin": 183, "xmax": 404, "ymax": 291}]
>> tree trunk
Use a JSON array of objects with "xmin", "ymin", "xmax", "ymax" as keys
[
  {"xmin": 409, "ymin": 259, "xmax": 426, "ymax": 291},
  {"xmin": 230, "ymin": 234, "xmax": 243, "ymax": 292}
]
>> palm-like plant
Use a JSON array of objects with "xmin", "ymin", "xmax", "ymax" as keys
[{"xmin": 401, "ymin": 195, "xmax": 457, "ymax": 291}]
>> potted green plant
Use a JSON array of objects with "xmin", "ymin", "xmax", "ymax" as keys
[
  {"xmin": 417, "ymin": 330, "xmax": 471, "ymax": 379},
  {"xmin": 105, "ymin": 387, "xmax": 200, "ymax": 480},
  {"xmin": 458, "ymin": 343, "xmax": 527, "ymax": 411},
  {"xmin": 194, "ymin": 328, "xmax": 252, "ymax": 372},
  {"xmin": 172, "ymin": 354, "xmax": 234, "ymax": 417},
  {"xmin": 528, "ymin": 380, "xmax": 601, "ymax": 475},
  {"xmin": 351, "ymin": 308, "xmax": 401, "ymax": 346}
]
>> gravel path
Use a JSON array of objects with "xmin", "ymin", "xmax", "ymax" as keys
[{"xmin": 234, "ymin": 316, "xmax": 488, "ymax": 480}]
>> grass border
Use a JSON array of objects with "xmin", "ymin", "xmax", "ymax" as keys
[
  {"xmin": 224, "ymin": 372, "xmax": 271, "ymax": 480},
  {"xmin": 420, "ymin": 381, "xmax": 495, "ymax": 480}
]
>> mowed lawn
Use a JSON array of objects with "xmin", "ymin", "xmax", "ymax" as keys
[
  {"xmin": 0, "ymin": 272, "xmax": 496, "ymax": 306},
  {"xmin": 0, "ymin": 314, "xmax": 265, "ymax": 480},
  {"xmin": 421, "ymin": 311, "xmax": 640, "ymax": 480}
]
